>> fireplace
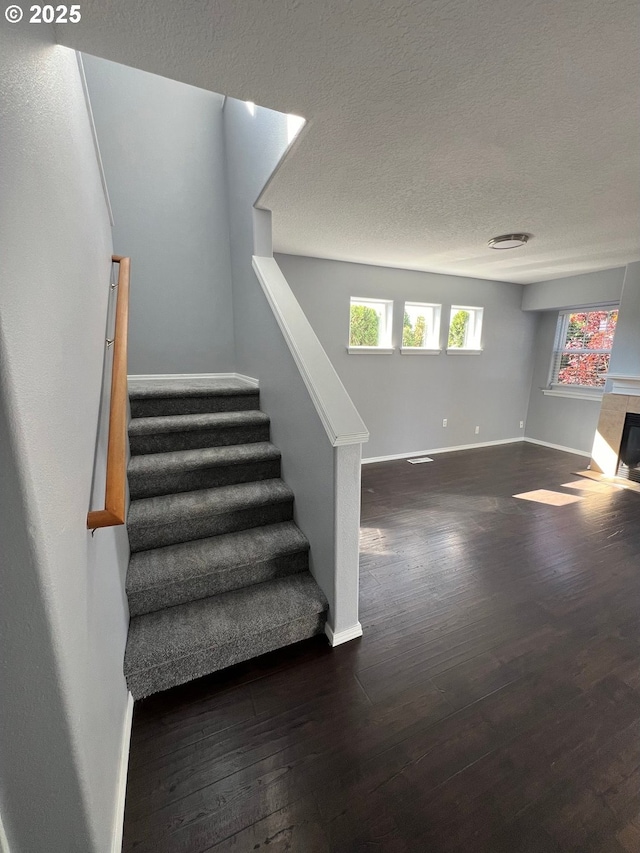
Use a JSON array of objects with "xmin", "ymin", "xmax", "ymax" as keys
[
  {"xmin": 617, "ymin": 413, "xmax": 640, "ymax": 483},
  {"xmin": 590, "ymin": 383, "xmax": 640, "ymax": 478}
]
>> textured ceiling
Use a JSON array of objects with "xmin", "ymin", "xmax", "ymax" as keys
[{"xmin": 58, "ymin": 0, "xmax": 640, "ymax": 283}]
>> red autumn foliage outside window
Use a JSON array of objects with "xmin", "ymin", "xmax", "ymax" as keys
[{"xmin": 554, "ymin": 309, "xmax": 618, "ymax": 388}]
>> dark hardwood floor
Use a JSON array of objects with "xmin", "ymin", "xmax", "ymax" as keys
[{"xmin": 122, "ymin": 443, "xmax": 640, "ymax": 852}]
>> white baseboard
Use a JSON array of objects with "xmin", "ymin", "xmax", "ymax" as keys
[
  {"xmin": 523, "ymin": 437, "xmax": 591, "ymax": 458},
  {"xmin": 111, "ymin": 692, "xmax": 134, "ymax": 853},
  {"xmin": 127, "ymin": 372, "xmax": 259, "ymax": 387},
  {"xmin": 325, "ymin": 621, "xmax": 363, "ymax": 647},
  {"xmin": 362, "ymin": 437, "xmax": 523, "ymax": 464}
]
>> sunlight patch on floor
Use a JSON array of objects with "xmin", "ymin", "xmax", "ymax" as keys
[
  {"xmin": 562, "ymin": 479, "xmax": 619, "ymax": 493},
  {"xmin": 513, "ymin": 489, "xmax": 583, "ymax": 506},
  {"xmin": 359, "ymin": 526, "xmax": 395, "ymax": 556}
]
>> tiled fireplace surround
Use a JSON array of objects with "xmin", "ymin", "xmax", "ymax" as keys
[{"xmin": 590, "ymin": 376, "xmax": 640, "ymax": 476}]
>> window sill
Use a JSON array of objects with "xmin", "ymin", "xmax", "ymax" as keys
[
  {"xmin": 400, "ymin": 347, "xmax": 441, "ymax": 356},
  {"xmin": 542, "ymin": 388, "xmax": 603, "ymax": 402},
  {"xmin": 446, "ymin": 348, "xmax": 483, "ymax": 355},
  {"xmin": 347, "ymin": 346, "xmax": 395, "ymax": 355}
]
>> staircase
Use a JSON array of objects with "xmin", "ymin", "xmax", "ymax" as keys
[{"xmin": 123, "ymin": 378, "xmax": 328, "ymax": 699}]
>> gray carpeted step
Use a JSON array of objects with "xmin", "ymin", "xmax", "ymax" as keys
[
  {"xmin": 129, "ymin": 378, "xmax": 259, "ymax": 418},
  {"xmin": 128, "ymin": 442, "xmax": 281, "ymax": 499},
  {"xmin": 126, "ymin": 521, "xmax": 310, "ymax": 616},
  {"xmin": 124, "ymin": 572, "xmax": 328, "ymax": 698},
  {"xmin": 129, "ymin": 410, "xmax": 270, "ymax": 455},
  {"xmin": 128, "ymin": 479, "xmax": 294, "ymax": 552}
]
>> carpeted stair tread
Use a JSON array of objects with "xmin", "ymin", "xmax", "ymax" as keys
[
  {"xmin": 128, "ymin": 411, "xmax": 271, "ymax": 455},
  {"xmin": 129, "ymin": 380, "xmax": 260, "ymax": 417},
  {"xmin": 129, "ymin": 410, "xmax": 269, "ymax": 436},
  {"xmin": 129, "ymin": 478, "xmax": 292, "ymax": 526},
  {"xmin": 128, "ymin": 378, "xmax": 258, "ymax": 399},
  {"xmin": 128, "ymin": 479, "xmax": 294, "ymax": 551},
  {"xmin": 128, "ymin": 442, "xmax": 281, "ymax": 498},
  {"xmin": 123, "ymin": 379, "xmax": 329, "ymax": 698},
  {"xmin": 129, "ymin": 442, "xmax": 280, "ymax": 476},
  {"xmin": 126, "ymin": 521, "xmax": 309, "ymax": 615},
  {"xmin": 124, "ymin": 572, "xmax": 328, "ymax": 698}
]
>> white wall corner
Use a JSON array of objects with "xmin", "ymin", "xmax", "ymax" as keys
[
  {"xmin": 327, "ymin": 443, "xmax": 363, "ymax": 643},
  {"xmin": 111, "ymin": 692, "xmax": 134, "ymax": 853},
  {"xmin": 0, "ymin": 811, "xmax": 10, "ymax": 853},
  {"xmin": 252, "ymin": 208, "xmax": 273, "ymax": 257},
  {"xmin": 75, "ymin": 52, "xmax": 114, "ymax": 227}
]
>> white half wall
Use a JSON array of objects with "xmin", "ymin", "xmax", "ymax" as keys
[{"xmin": 0, "ymin": 22, "xmax": 129, "ymax": 853}]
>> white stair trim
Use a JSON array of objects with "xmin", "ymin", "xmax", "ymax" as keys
[
  {"xmin": 325, "ymin": 621, "xmax": 363, "ymax": 647},
  {"xmin": 111, "ymin": 692, "xmax": 134, "ymax": 853},
  {"xmin": 127, "ymin": 372, "xmax": 259, "ymax": 387}
]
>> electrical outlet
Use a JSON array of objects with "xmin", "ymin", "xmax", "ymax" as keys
[
  {"xmin": 475, "ymin": 425, "xmax": 480, "ymax": 434},
  {"xmin": 520, "ymin": 420, "xmax": 524, "ymax": 429},
  {"xmin": 442, "ymin": 418, "xmax": 447, "ymax": 427}
]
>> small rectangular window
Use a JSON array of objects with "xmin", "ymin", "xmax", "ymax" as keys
[
  {"xmin": 348, "ymin": 297, "xmax": 393, "ymax": 352},
  {"xmin": 447, "ymin": 306, "xmax": 483, "ymax": 352},
  {"xmin": 401, "ymin": 302, "xmax": 441, "ymax": 352},
  {"xmin": 550, "ymin": 307, "xmax": 618, "ymax": 389}
]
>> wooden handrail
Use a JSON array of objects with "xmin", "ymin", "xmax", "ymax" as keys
[{"xmin": 87, "ymin": 256, "xmax": 131, "ymax": 529}]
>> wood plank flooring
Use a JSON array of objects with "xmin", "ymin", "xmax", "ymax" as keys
[{"xmin": 122, "ymin": 443, "xmax": 640, "ymax": 852}]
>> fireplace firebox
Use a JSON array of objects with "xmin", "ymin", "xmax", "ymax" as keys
[{"xmin": 617, "ymin": 413, "xmax": 640, "ymax": 483}]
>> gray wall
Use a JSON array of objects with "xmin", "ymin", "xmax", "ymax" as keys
[
  {"xmin": 223, "ymin": 98, "xmax": 338, "ymax": 615},
  {"xmin": 522, "ymin": 267, "xmax": 625, "ymax": 311},
  {"xmin": 0, "ymin": 24, "xmax": 129, "ymax": 853},
  {"xmin": 523, "ymin": 313, "xmax": 601, "ymax": 453},
  {"xmin": 607, "ymin": 262, "xmax": 640, "ymax": 381},
  {"xmin": 276, "ymin": 254, "xmax": 537, "ymax": 459},
  {"xmin": 83, "ymin": 55, "xmax": 235, "ymax": 375},
  {"xmin": 523, "ymin": 266, "xmax": 631, "ymax": 453}
]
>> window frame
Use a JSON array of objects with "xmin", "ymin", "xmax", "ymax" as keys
[
  {"xmin": 547, "ymin": 305, "xmax": 618, "ymax": 396},
  {"xmin": 400, "ymin": 301, "xmax": 442, "ymax": 354},
  {"xmin": 446, "ymin": 305, "xmax": 484, "ymax": 354},
  {"xmin": 347, "ymin": 296, "xmax": 394, "ymax": 354}
]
